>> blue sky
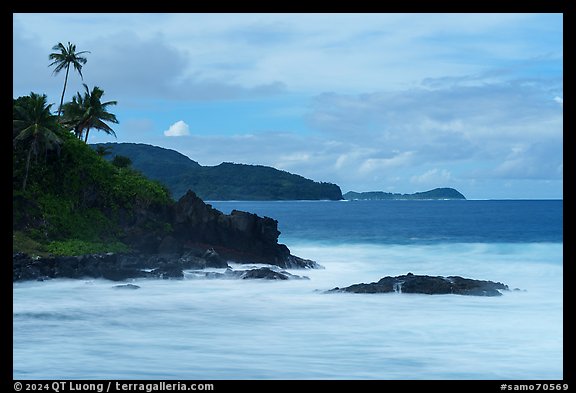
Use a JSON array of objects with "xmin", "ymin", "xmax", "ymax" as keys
[{"xmin": 13, "ymin": 13, "xmax": 563, "ymax": 199}]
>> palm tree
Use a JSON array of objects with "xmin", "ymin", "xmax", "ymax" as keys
[
  {"xmin": 61, "ymin": 90, "xmax": 88, "ymax": 139},
  {"xmin": 13, "ymin": 93, "xmax": 62, "ymax": 191},
  {"xmin": 48, "ymin": 42, "xmax": 90, "ymax": 118},
  {"xmin": 61, "ymin": 84, "xmax": 118, "ymax": 143}
]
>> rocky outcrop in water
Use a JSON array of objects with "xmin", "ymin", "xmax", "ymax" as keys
[
  {"xmin": 240, "ymin": 267, "xmax": 309, "ymax": 280},
  {"xmin": 168, "ymin": 191, "xmax": 318, "ymax": 268},
  {"xmin": 113, "ymin": 284, "xmax": 141, "ymax": 289},
  {"xmin": 123, "ymin": 190, "xmax": 319, "ymax": 269},
  {"xmin": 329, "ymin": 272, "xmax": 509, "ymax": 296}
]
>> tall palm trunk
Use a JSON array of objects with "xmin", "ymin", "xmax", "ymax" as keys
[
  {"xmin": 57, "ymin": 64, "xmax": 70, "ymax": 118},
  {"xmin": 22, "ymin": 146, "xmax": 33, "ymax": 191}
]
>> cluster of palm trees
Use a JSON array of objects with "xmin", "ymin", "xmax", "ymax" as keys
[
  {"xmin": 50, "ymin": 41, "xmax": 119, "ymax": 142},
  {"xmin": 13, "ymin": 42, "xmax": 119, "ymax": 191}
]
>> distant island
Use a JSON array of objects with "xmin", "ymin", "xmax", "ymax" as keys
[
  {"xmin": 92, "ymin": 143, "xmax": 343, "ymax": 201},
  {"xmin": 343, "ymin": 188, "xmax": 466, "ymax": 200}
]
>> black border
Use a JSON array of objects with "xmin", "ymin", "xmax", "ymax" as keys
[{"xmin": 8, "ymin": 1, "xmax": 568, "ymax": 14}]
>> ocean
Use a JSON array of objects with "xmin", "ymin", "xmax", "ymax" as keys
[{"xmin": 13, "ymin": 200, "xmax": 563, "ymax": 380}]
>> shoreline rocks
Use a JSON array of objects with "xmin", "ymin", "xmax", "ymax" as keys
[
  {"xmin": 12, "ymin": 251, "xmax": 312, "ymax": 283},
  {"xmin": 329, "ymin": 272, "xmax": 509, "ymax": 296},
  {"xmin": 13, "ymin": 189, "xmax": 322, "ymax": 283}
]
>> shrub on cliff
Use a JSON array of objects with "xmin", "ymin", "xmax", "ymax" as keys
[{"xmin": 13, "ymin": 116, "xmax": 172, "ymax": 256}]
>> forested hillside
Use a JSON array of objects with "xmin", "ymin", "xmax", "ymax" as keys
[{"xmin": 92, "ymin": 142, "xmax": 343, "ymax": 200}]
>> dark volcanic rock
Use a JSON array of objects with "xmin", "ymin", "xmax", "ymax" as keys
[
  {"xmin": 13, "ymin": 251, "xmax": 309, "ymax": 282},
  {"xmin": 176, "ymin": 248, "xmax": 229, "ymax": 270},
  {"xmin": 239, "ymin": 267, "xmax": 309, "ymax": 280},
  {"xmin": 151, "ymin": 261, "xmax": 185, "ymax": 279},
  {"xmin": 201, "ymin": 248, "xmax": 229, "ymax": 268},
  {"xmin": 447, "ymin": 275, "xmax": 509, "ymax": 296},
  {"xmin": 157, "ymin": 235, "xmax": 182, "ymax": 255},
  {"xmin": 113, "ymin": 284, "xmax": 141, "ymax": 289},
  {"xmin": 241, "ymin": 267, "xmax": 290, "ymax": 280},
  {"xmin": 330, "ymin": 273, "xmax": 509, "ymax": 296},
  {"xmin": 392, "ymin": 274, "xmax": 453, "ymax": 295},
  {"xmin": 170, "ymin": 190, "xmax": 320, "ymax": 268},
  {"xmin": 184, "ymin": 266, "xmax": 309, "ymax": 280},
  {"xmin": 282, "ymin": 254, "xmax": 322, "ymax": 269},
  {"xmin": 12, "ymin": 252, "xmax": 148, "ymax": 282}
]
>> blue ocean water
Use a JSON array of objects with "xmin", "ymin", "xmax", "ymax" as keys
[
  {"xmin": 209, "ymin": 199, "xmax": 563, "ymax": 244},
  {"xmin": 13, "ymin": 200, "xmax": 563, "ymax": 380}
]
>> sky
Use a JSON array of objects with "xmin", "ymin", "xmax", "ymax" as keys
[{"xmin": 12, "ymin": 13, "xmax": 563, "ymax": 199}]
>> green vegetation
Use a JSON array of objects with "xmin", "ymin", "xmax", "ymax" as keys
[
  {"xmin": 13, "ymin": 231, "xmax": 50, "ymax": 257},
  {"xmin": 13, "ymin": 42, "xmax": 172, "ymax": 257},
  {"xmin": 13, "ymin": 93, "xmax": 62, "ymax": 191},
  {"xmin": 175, "ymin": 163, "xmax": 343, "ymax": 201},
  {"xmin": 92, "ymin": 143, "xmax": 343, "ymax": 200},
  {"xmin": 94, "ymin": 144, "xmax": 112, "ymax": 157},
  {"xmin": 13, "ymin": 128, "xmax": 172, "ymax": 256},
  {"xmin": 61, "ymin": 83, "xmax": 118, "ymax": 142},
  {"xmin": 46, "ymin": 239, "xmax": 130, "ymax": 256},
  {"xmin": 111, "ymin": 155, "xmax": 132, "ymax": 169},
  {"xmin": 343, "ymin": 188, "xmax": 466, "ymax": 200}
]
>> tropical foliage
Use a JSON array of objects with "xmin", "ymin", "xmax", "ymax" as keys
[
  {"xmin": 48, "ymin": 42, "xmax": 90, "ymax": 118},
  {"xmin": 13, "ymin": 41, "xmax": 172, "ymax": 257},
  {"xmin": 111, "ymin": 154, "xmax": 132, "ymax": 168},
  {"xmin": 13, "ymin": 125, "xmax": 172, "ymax": 256},
  {"xmin": 61, "ymin": 83, "xmax": 118, "ymax": 142},
  {"xmin": 13, "ymin": 93, "xmax": 64, "ymax": 191}
]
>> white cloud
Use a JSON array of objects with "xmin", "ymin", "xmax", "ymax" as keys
[
  {"xmin": 13, "ymin": 13, "xmax": 562, "ymax": 95},
  {"xmin": 358, "ymin": 152, "xmax": 415, "ymax": 174},
  {"xmin": 274, "ymin": 152, "xmax": 311, "ymax": 170},
  {"xmin": 491, "ymin": 141, "xmax": 563, "ymax": 180},
  {"xmin": 410, "ymin": 169, "xmax": 453, "ymax": 185},
  {"xmin": 163, "ymin": 120, "xmax": 190, "ymax": 137},
  {"xmin": 554, "ymin": 96, "xmax": 563, "ymax": 106}
]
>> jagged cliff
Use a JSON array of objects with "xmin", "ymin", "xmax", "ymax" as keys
[
  {"xmin": 13, "ymin": 189, "xmax": 319, "ymax": 282},
  {"xmin": 132, "ymin": 189, "xmax": 318, "ymax": 268}
]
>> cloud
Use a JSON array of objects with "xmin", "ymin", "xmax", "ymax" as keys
[
  {"xmin": 14, "ymin": 13, "xmax": 562, "ymax": 96},
  {"xmin": 358, "ymin": 152, "xmax": 415, "ymax": 174},
  {"xmin": 410, "ymin": 169, "xmax": 453, "ymax": 185},
  {"xmin": 80, "ymin": 32, "xmax": 288, "ymax": 102},
  {"xmin": 554, "ymin": 96, "xmax": 563, "ymax": 106},
  {"xmin": 306, "ymin": 80, "xmax": 562, "ymax": 175},
  {"xmin": 12, "ymin": 20, "xmax": 71, "ymax": 101},
  {"xmin": 13, "ymin": 26, "xmax": 288, "ymax": 104},
  {"xmin": 292, "ymin": 76, "xmax": 563, "ymax": 196},
  {"xmin": 491, "ymin": 140, "xmax": 563, "ymax": 180},
  {"xmin": 147, "ymin": 74, "xmax": 562, "ymax": 191},
  {"xmin": 163, "ymin": 120, "xmax": 190, "ymax": 137}
]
